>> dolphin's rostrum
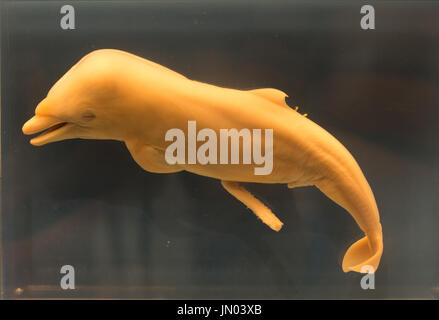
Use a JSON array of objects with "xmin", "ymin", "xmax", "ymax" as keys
[{"xmin": 22, "ymin": 49, "xmax": 383, "ymax": 273}]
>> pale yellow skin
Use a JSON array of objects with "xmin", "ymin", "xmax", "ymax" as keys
[{"xmin": 22, "ymin": 49, "xmax": 383, "ymax": 273}]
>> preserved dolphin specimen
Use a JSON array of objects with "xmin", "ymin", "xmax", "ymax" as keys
[{"xmin": 22, "ymin": 49, "xmax": 383, "ymax": 273}]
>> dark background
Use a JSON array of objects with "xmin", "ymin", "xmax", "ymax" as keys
[{"xmin": 1, "ymin": 0, "xmax": 439, "ymax": 299}]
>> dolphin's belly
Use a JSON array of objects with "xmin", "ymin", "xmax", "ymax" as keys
[
  {"xmin": 181, "ymin": 163, "xmax": 295, "ymax": 183},
  {"xmin": 177, "ymin": 135, "xmax": 313, "ymax": 184}
]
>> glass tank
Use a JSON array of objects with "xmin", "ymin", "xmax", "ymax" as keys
[{"xmin": 1, "ymin": 0, "xmax": 438, "ymax": 299}]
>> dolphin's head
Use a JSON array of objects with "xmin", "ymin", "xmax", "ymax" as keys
[{"xmin": 22, "ymin": 50, "xmax": 129, "ymax": 146}]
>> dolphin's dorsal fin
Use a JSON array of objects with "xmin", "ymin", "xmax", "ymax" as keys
[{"xmin": 249, "ymin": 88, "xmax": 290, "ymax": 110}]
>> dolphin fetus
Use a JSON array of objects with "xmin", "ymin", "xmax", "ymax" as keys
[{"xmin": 22, "ymin": 49, "xmax": 383, "ymax": 273}]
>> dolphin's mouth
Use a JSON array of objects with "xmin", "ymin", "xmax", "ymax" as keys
[
  {"xmin": 22, "ymin": 115, "xmax": 72, "ymax": 146},
  {"xmin": 38, "ymin": 122, "xmax": 67, "ymax": 137},
  {"xmin": 34, "ymin": 122, "xmax": 68, "ymax": 138}
]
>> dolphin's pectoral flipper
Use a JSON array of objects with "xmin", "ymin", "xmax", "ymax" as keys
[
  {"xmin": 221, "ymin": 180, "xmax": 283, "ymax": 232},
  {"xmin": 126, "ymin": 141, "xmax": 182, "ymax": 174}
]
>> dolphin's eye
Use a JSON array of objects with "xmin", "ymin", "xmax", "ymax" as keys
[{"xmin": 81, "ymin": 110, "xmax": 96, "ymax": 121}]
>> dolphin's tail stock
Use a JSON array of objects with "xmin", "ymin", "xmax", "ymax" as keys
[{"xmin": 314, "ymin": 161, "xmax": 383, "ymax": 273}]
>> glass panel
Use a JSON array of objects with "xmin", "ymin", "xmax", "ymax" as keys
[{"xmin": 1, "ymin": 0, "xmax": 438, "ymax": 299}]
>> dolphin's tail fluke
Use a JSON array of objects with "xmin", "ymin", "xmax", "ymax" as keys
[
  {"xmin": 315, "ymin": 161, "xmax": 383, "ymax": 273},
  {"xmin": 342, "ymin": 234, "xmax": 383, "ymax": 273}
]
